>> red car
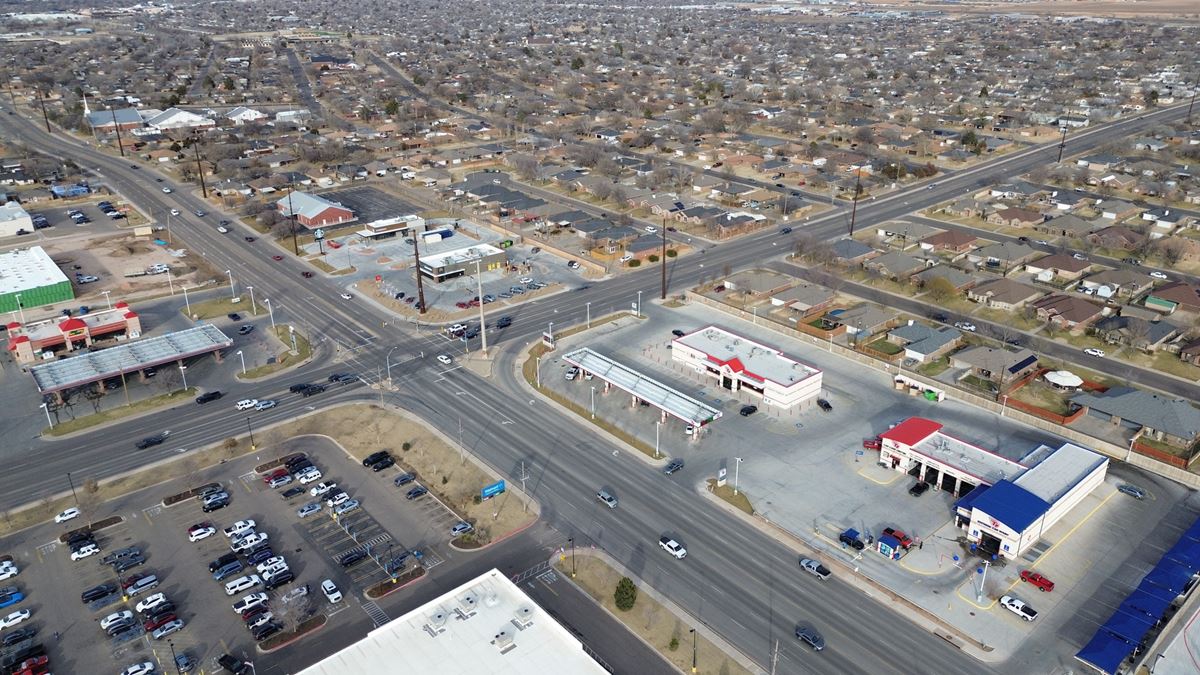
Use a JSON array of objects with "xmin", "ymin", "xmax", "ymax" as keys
[
  {"xmin": 263, "ymin": 468, "xmax": 288, "ymax": 485},
  {"xmin": 144, "ymin": 612, "xmax": 177, "ymax": 631},
  {"xmin": 862, "ymin": 437, "xmax": 882, "ymax": 450},
  {"xmin": 1020, "ymin": 570, "xmax": 1055, "ymax": 592},
  {"xmin": 16, "ymin": 656, "xmax": 47, "ymax": 671},
  {"xmin": 882, "ymin": 527, "xmax": 913, "ymax": 549},
  {"xmin": 272, "ymin": 255, "xmax": 283, "ymax": 261}
]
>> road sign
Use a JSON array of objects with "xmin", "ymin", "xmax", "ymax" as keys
[
  {"xmin": 481, "ymin": 480, "xmax": 506, "ymax": 500},
  {"xmin": 855, "ymin": 450, "xmax": 864, "ymax": 456}
]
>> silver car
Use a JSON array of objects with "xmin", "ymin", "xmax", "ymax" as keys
[{"xmin": 297, "ymin": 501, "xmax": 322, "ymax": 518}]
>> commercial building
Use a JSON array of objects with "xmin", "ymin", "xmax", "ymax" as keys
[
  {"xmin": 0, "ymin": 201, "xmax": 32, "ymax": 237},
  {"xmin": 878, "ymin": 417, "xmax": 1107, "ymax": 561},
  {"xmin": 7, "ymin": 301, "xmax": 142, "ymax": 364},
  {"xmin": 418, "ymin": 243, "xmax": 506, "ymax": 283},
  {"xmin": 275, "ymin": 191, "xmax": 357, "ymax": 229},
  {"xmin": 297, "ymin": 568, "xmax": 608, "ymax": 675},
  {"xmin": 0, "ymin": 246, "xmax": 74, "ymax": 314},
  {"xmin": 671, "ymin": 325, "xmax": 822, "ymax": 410},
  {"xmin": 356, "ymin": 214, "xmax": 426, "ymax": 240}
]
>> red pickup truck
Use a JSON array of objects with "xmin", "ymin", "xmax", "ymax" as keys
[{"xmin": 1020, "ymin": 570, "xmax": 1055, "ymax": 592}]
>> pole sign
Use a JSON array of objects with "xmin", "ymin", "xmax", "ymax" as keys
[
  {"xmin": 542, "ymin": 331, "xmax": 556, "ymax": 349},
  {"xmin": 481, "ymin": 480, "xmax": 506, "ymax": 500},
  {"xmin": 716, "ymin": 467, "xmax": 727, "ymax": 487}
]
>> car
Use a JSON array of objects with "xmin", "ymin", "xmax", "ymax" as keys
[
  {"xmin": 909, "ymin": 481, "xmax": 930, "ymax": 497},
  {"xmin": 779, "ymin": 227, "xmax": 793, "ymax": 234},
  {"xmin": 362, "ymin": 450, "xmax": 390, "ymax": 467},
  {"xmin": 794, "ymin": 623, "xmax": 825, "ymax": 651},
  {"xmin": 255, "ymin": 399, "xmax": 278, "ymax": 411},
  {"xmin": 1150, "ymin": 271, "xmax": 1169, "ymax": 280},
  {"xmin": 0, "ymin": 563, "xmax": 16, "ymax": 582},
  {"xmin": 208, "ymin": 553, "xmax": 239, "ymax": 574},
  {"xmin": 224, "ymin": 575, "xmax": 263, "ymax": 596},
  {"xmin": 188, "ymin": 524, "xmax": 216, "ymax": 542},
  {"xmin": 152, "ymin": 619, "xmax": 184, "ymax": 639},
  {"xmin": 1033, "ymin": 239, "xmax": 1050, "ymax": 246},
  {"xmin": 246, "ymin": 611, "xmax": 274, "ymax": 630},
  {"xmin": 664, "ymin": 459, "xmax": 684, "ymax": 475},
  {"xmin": 202, "ymin": 495, "xmax": 230, "ymax": 513},
  {"xmin": 268, "ymin": 474, "xmax": 293, "ymax": 489},
  {"xmin": 1083, "ymin": 348, "xmax": 1106, "ymax": 357},
  {"xmin": 14, "ymin": 655, "xmax": 48, "ymax": 673},
  {"xmin": 143, "ymin": 612, "xmax": 177, "ymax": 632},
  {"xmin": 160, "ymin": 186, "xmax": 172, "ymax": 193},
  {"xmin": 194, "ymin": 210, "xmax": 206, "ymax": 217},
  {"xmin": 450, "ymin": 521, "xmax": 473, "ymax": 536},
  {"xmin": 816, "ymin": 398, "xmax": 832, "ymax": 412},
  {"xmin": 135, "ymin": 432, "xmax": 169, "ymax": 449},
  {"xmin": 325, "ymin": 491, "xmax": 351, "ymax": 508},
  {"xmin": 224, "ymin": 520, "xmax": 256, "ymax": 538},
  {"xmin": 322, "ymin": 579, "xmax": 342, "ymax": 603},
  {"xmin": 301, "ymin": 383, "xmax": 325, "ymax": 396},
  {"xmin": 264, "ymin": 570, "xmax": 295, "ymax": 591},
  {"xmin": 1020, "ymin": 570, "xmax": 1055, "ymax": 592},
  {"xmin": 1000, "ymin": 595, "xmax": 1038, "ymax": 621},
  {"xmin": 235, "ymin": 399, "xmax": 258, "ymax": 411},
  {"xmin": 244, "ymin": 236, "xmax": 256, "ymax": 243},
  {"xmin": 437, "ymin": 354, "xmax": 453, "ymax": 365},
  {"xmin": 954, "ymin": 321, "xmax": 977, "ymax": 332},
  {"xmin": 334, "ymin": 499, "xmax": 361, "ymax": 516},
  {"xmin": 0, "ymin": 610, "xmax": 30, "ymax": 629},
  {"xmin": 54, "ymin": 507, "xmax": 80, "ymax": 523},
  {"xmin": 838, "ymin": 529, "xmax": 865, "ymax": 550},
  {"xmin": 1072, "ymin": 252, "xmax": 1087, "ymax": 261},
  {"xmin": 231, "ymin": 533, "xmax": 268, "ymax": 553},
  {"xmin": 1118, "ymin": 483, "xmax": 1147, "ymax": 500},
  {"xmin": 339, "ymin": 550, "xmax": 366, "ymax": 568},
  {"xmin": 75, "ymin": 274, "xmax": 99, "ymax": 284},
  {"xmin": 226, "ymin": 312, "xmax": 241, "ymax": 321},
  {"xmin": 253, "ymin": 621, "xmax": 283, "ymax": 641},
  {"xmin": 564, "ymin": 367, "xmax": 580, "ymax": 381},
  {"xmin": 340, "ymin": 293, "xmax": 354, "ymax": 300},
  {"xmin": 237, "ymin": 324, "xmax": 255, "ymax": 336},
  {"xmin": 81, "ymin": 582, "xmax": 117, "ymax": 604},
  {"xmin": 255, "ymin": 557, "xmax": 287, "ymax": 576},
  {"xmin": 280, "ymin": 486, "xmax": 305, "ymax": 500},
  {"xmin": 120, "ymin": 662, "xmax": 155, "ymax": 675},
  {"xmin": 135, "ymin": 593, "xmax": 167, "ymax": 614},
  {"xmin": 245, "ymin": 547, "xmax": 275, "ymax": 566},
  {"xmin": 297, "ymin": 501, "xmax": 322, "ymax": 518},
  {"xmin": 596, "ymin": 489, "xmax": 618, "ymax": 508},
  {"xmin": 301, "ymin": 271, "xmax": 314, "ymax": 278},
  {"xmin": 739, "ymin": 405, "xmax": 758, "ymax": 417},
  {"xmin": 174, "ymin": 652, "xmax": 197, "ymax": 674},
  {"xmin": 297, "ymin": 469, "xmax": 323, "ymax": 484},
  {"xmin": 800, "ymin": 558, "xmax": 831, "ymax": 580},
  {"xmin": 71, "ymin": 544, "xmax": 100, "ymax": 561},
  {"xmin": 881, "ymin": 527, "xmax": 913, "ymax": 549},
  {"xmin": 0, "ymin": 590, "xmax": 22, "ymax": 609},
  {"xmin": 196, "ymin": 390, "xmax": 223, "ymax": 404},
  {"xmin": 272, "ymin": 254, "xmax": 283, "ymax": 261},
  {"xmin": 309, "ymin": 481, "xmax": 337, "ymax": 497},
  {"xmin": 644, "ymin": 225, "xmax": 658, "ymax": 234},
  {"xmin": 406, "ymin": 486, "xmax": 429, "ymax": 500},
  {"xmin": 369, "ymin": 456, "xmax": 395, "ymax": 472},
  {"xmin": 393, "ymin": 472, "xmax": 415, "ymax": 487},
  {"xmin": 658, "ymin": 537, "xmax": 687, "ymax": 559},
  {"xmin": 113, "ymin": 555, "xmax": 146, "ymax": 574},
  {"xmin": 280, "ymin": 585, "xmax": 310, "ymax": 605},
  {"xmin": 231, "ymin": 592, "xmax": 269, "ymax": 617},
  {"xmin": 0, "ymin": 626, "xmax": 35, "ymax": 647}
]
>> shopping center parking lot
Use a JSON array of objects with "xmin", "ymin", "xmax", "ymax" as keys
[{"xmin": 0, "ymin": 434, "xmax": 466, "ymax": 672}]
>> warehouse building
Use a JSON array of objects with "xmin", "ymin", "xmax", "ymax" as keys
[
  {"xmin": 0, "ymin": 246, "xmax": 74, "ymax": 314},
  {"xmin": 0, "ymin": 201, "xmax": 32, "ymax": 237},
  {"xmin": 671, "ymin": 325, "xmax": 822, "ymax": 410}
]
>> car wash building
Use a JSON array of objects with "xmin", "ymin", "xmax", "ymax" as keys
[
  {"xmin": 671, "ymin": 325, "xmax": 822, "ymax": 410},
  {"xmin": 878, "ymin": 417, "xmax": 1108, "ymax": 561}
]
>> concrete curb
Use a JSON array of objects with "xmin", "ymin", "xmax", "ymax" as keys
[
  {"xmin": 554, "ymin": 548, "xmax": 766, "ymax": 675},
  {"xmin": 256, "ymin": 614, "xmax": 327, "ymax": 654},
  {"xmin": 36, "ymin": 388, "xmax": 200, "ymax": 442},
  {"xmin": 362, "ymin": 566, "xmax": 427, "ymax": 600},
  {"xmin": 696, "ymin": 483, "xmax": 1003, "ymax": 663}
]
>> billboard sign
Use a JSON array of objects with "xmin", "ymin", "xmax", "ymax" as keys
[{"xmin": 481, "ymin": 480, "xmax": 506, "ymax": 500}]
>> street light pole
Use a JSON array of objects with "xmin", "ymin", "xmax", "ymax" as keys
[
  {"xmin": 101, "ymin": 290, "xmax": 112, "ymax": 309},
  {"xmin": 568, "ymin": 537, "xmax": 576, "ymax": 577},
  {"xmin": 178, "ymin": 364, "xmax": 188, "ymax": 390},
  {"xmin": 66, "ymin": 471, "xmax": 78, "ymax": 506},
  {"xmin": 655, "ymin": 421, "xmax": 660, "ymax": 459},
  {"xmin": 474, "ymin": 258, "xmax": 488, "ymax": 356},
  {"xmin": 246, "ymin": 417, "xmax": 255, "ymax": 450},
  {"xmin": 236, "ymin": 350, "xmax": 246, "ymax": 375},
  {"xmin": 386, "ymin": 346, "xmax": 400, "ymax": 383},
  {"xmin": 586, "ymin": 301, "xmax": 591, "ymax": 328},
  {"xmin": 734, "ymin": 457, "xmax": 744, "ymax": 496},
  {"xmin": 690, "ymin": 628, "xmax": 697, "ymax": 674},
  {"xmin": 182, "ymin": 285, "xmax": 192, "ymax": 317},
  {"xmin": 226, "ymin": 270, "xmax": 236, "ymax": 299},
  {"xmin": 590, "ymin": 386, "xmax": 596, "ymax": 419},
  {"xmin": 40, "ymin": 402, "xmax": 53, "ymax": 430},
  {"xmin": 247, "ymin": 286, "xmax": 257, "ymax": 315},
  {"xmin": 264, "ymin": 298, "xmax": 276, "ymax": 333},
  {"xmin": 637, "ymin": 290, "xmax": 642, "ymax": 318}
]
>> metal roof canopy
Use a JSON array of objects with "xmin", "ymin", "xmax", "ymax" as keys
[
  {"xmin": 30, "ymin": 324, "xmax": 232, "ymax": 393},
  {"xmin": 562, "ymin": 347, "xmax": 722, "ymax": 427}
]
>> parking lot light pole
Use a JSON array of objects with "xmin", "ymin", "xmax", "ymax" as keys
[
  {"xmin": 264, "ymin": 298, "xmax": 276, "ymax": 333},
  {"xmin": 637, "ymin": 290, "xmax": 642, "ymax": 318},
  {"xmin": 226, "ymin": 269, "xmax": 236, "ymax": 299},
  {"xmin": 236, "ymin": 350, "xmax": 246, "ymax": 375},
  {"xmin": 246, "ymin": 417, "xmax": 255, "ymax": 450},
  {"xmin": 474, "ymin": 258, "xmax": 488, "ymax": 356},
  {"xmin": 535, "ymin": 356, "xmax": 542, "ymax": 388},
  {"xmin": 568, "ymin": 537, "xmax": 576, "ymax": 577},
  {"xmin": 734, "ymin": 457, "xmax": 744, "ymax": 496},
  {"xmin": 40, "ymin": 402, "xmax": 53, "ymax": 430},
  {"xmin": 590, "ymin": 386, "xmax": 596, "ymax": 419},
  {"xmin": 181, "ymin": 285, "xmax": 192, "ymax": 317},
  {"xmin": 101, "ymin": 290, "xmax": 112, "ymax": 309},
  {"xmin": 167, "ymin": 639, "xmax": 181, "ymax": 675},
  {"xmin": 586, "ymin": 301, "xmax": 591, "ymax": 328},
  {"xmin": 178, "ymin": 364, "xmax": 187, "ymax": 390}
]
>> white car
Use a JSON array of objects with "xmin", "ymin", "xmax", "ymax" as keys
[
  {"xmin": 231, "ymin": 591, "xmax": 268, "ymax": 614},
  {"xmin": 953, "ymin": 321, "xmax": 977, "ymax": 332},
  {"xmin": 619, "ymin": 254, "xmax": 633, "ymax": 263},
  {"xmin": 437, "ymin": 354, "xmax": 452, "ymax": 365},
  {"xmin": 235, "ymin": 399, "xmax": 258, "ymax": 411},
  {"xmin": 658, "ymin": 537, "xmax": 687, "ymax": 559},
  {"xmin": 1084, "ymin": 348, "xmax": 1106, "ymax": 357},
  {"xmin": 161, "ymin": 187, "xmax": 172, "ymax": 193},
  {"xmin": 121, "ymin": 662, "xmax": 156, "ymax": 675},
  {"xmin": 152, "ymin": 619, "xmax": 184, "ymax": 639},
  {"xmin": 216, "ymin": 226, "xmax": 229, "ymax": 233},
  {"xmin": 644, "ymin": 225, "xmax": 658, "ymax": 234},
  {"xmin": 188, "ymin": 525, "xmax": 216, "ymax": 542},
  {"xmin": 230, "ymin": 532, "xmax": 268, "ymax": 553},
  {"xmin": 100, "ymin": 610, "xmax": 133, "ymax": 630},
  {"xmin": 169, "ymin": 209, "xmax": 180, "ymax": 216},
  {"xmin": 1000, "ymin": 595, "xmax": 1038, "ymax": 622},
  {"xmin": 55, "ymin": 507, "xmax": 80, "ymax": 523},
  {"xmin": 246, "ymin": 611, "xmax": 273, "ymax": 630},
  {"xmin": 325, "ymin": 492, "xmax": 350, "ymax": 508},
  {"xmin": 256, "ymin": 558, "xmax": 288, "ymax": 576},
  {"xmin": 340, "ymin": 293, "xmax": 353, "ymax": 300},
  {"xmin": 0, "ymin": 561, "xmax": 18, "ymax": 581},
  {"xmin": 71, "ymin": 544, "xmax": 100, "ymax": 561},
  {"xmin": 1033, "ymin": 239, "xmax": 1049, "ymax": 245},
  {"xmin": 280, "ymin": 585, "xmax": 309, "ymax": 604},
  {"xmin": 321, "ymin": 579, "xmax": 342, "ymax": 603},
  {"xmin": 135, "ymin": 593, "xmax": 167, "ymax": 614},
  {"xmin": 223, "ymin": 520, "xmax": 256, "ymax": 538},
  {"xmin": 309, "ymin": 481, "xmax": 337, "ymax": 497},
  {"xmin": 224, "ymin": 574, "xmax": 263, "ymax": 596},
  {"xmin": 254, "ymin": 399, "xmax": 277, "ymax": 411},
  {"xmin": 519, "ymin": 276, "xmax": 534, "ymax": 284},
  {"xmin": 0, "ymin": 609, "xmax": 30, "ymax": 629},
  {"xmin": 1072, "ymin": 253, "xmax": 1087, "ymax": 261},
  {"xmin": 297, "ymin": 468, "xmax": 323, "ymax": 485},
  {"xmin": 1150, "ymin": 271, "xmax": 1168, "ymax": 280}
]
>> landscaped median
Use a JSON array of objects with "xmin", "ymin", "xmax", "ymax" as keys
[
  {"xmin": 556, "ymin": 552, "xmax": 754, "ymax": 675},
  {"xmin": 258, "ymin": 614, "xmax": 326, "ymax": 653},
  {"xmin": 237, "ymin": 324, "xmax": 311, "ymax": 379},
  {"xmin": 181, "ymin": 292, "xmax": 252, "ymax": 320},
  {"xmin": 365, "ymin": 566, "xmax": 425, "ymax": 599},
  {"xmin": 43, "ymin": 387, "xmax": 198, "ymax": 437},
  {"xmin": 705, "ymin": 479, "xmax": 754, "ymax": 515}
]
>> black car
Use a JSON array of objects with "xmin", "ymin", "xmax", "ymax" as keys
[
  {"xmin": 245, "ymin": 547, "xmax": 274, "ymax": 565},
  {"xmin": 264, "ymin": 570, "xmax": 295, "ymax": 591},
  {"xmin": 393, "ymin": 472, "xmax": 415, "ymax": 487},
  {"xmin": 334, "ymin": 373, "xmax": 357, "ymax": 384},
  {"xmin": 0, "ymin": 627, "xmax": 35, "ymax": 646},
  {"xmin": 363, "ymin": 451, "xmax": 390, "ymax": 467},
  {"xmin": 112, "ymin": 554, "xmax": 147, "ymax": 574},
  {"xmin": 288, "ymin": 383, "xmax": 312, "ymax": 393},
  {"xmin": 81, "ymin": 583, "xmax": 116, "ymax": 603},
  {"xmin": 66, "ymin": 530, "xmax": 94, "ymax": 546},
  {"xmin": 227, "ymin": 313, "xmax": 241, "ymax": 321},
  {"xmin": 496, "ymin": 316, "xmax": 512, "ymax": 328},
  {"xmin": 909, "ymin": 482, "xmax": 930, "ymax": 497},
  {"xmin": 196, "ymin": 391, "xmax": 224, "ymax": 404},
  {"xmin": 301, "ymin": 384, "xmax": 325, "ymax": 397},
  {"xmin": 405, "ymin": 486, "xmax": 428, "ymax": 500},
  {"xmin": 144, "ymin": 602, "xmax": 177, "ymax": 622},
  {"xmin": 218, "ymin": 654, "xmax": 253, "ymax": 675},
  {"xmin": 816, "ymin": 399, "xmax": 832, "ymax": 412},
  {"xmin": 339, "ymin": 550, "xmax": 366, "ymax": 568},
  {"xmin": 930, "ymin": 312, "xmax": 948, "ymax": 323},
  {"xmin": 370, "ymin": 456, "xmax": 395, "ymax": 472},
  {"xmin": 284, "ymin": 454, "xmax": 310, "ymax": 470},
  {"xmin": 202, "ymin": 496, "xmax": 230, "ymax": 513},
  {"xmin": 252, "ymin": 621, "xmax": 282, "ymax": 642},
  {"xmin": 135, "ymin": 433, "xmax": 168, "ymax": 449},
  {"xmin": 664, "ymin": 459, "xmax": 684, "ymax": 475},
  {"xmin": 280, "ymin": 486, "xmax": 305, "ymax": 499},
  {"xmin": 739, "ymin": 405, "xmax": 758, "ymax": 417},
  {"xmin": 287, "ymin": 459, "xmax": 314, "ymax": 474},
  {"xmin": 208, "ymin": 553, "xmax": 238, "ymax": 573},
  {"xmin": 671, "ymin": 329, "xmax": 686, "ymax": 337}
]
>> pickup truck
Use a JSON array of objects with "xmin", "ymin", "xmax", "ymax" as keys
[
  {"xmin": 1000, "ymin": 595, "xmax": 1038, "ymax": 622},
  {"xmin": 799, "ymin": 558, "xmax": 831, "ymax": 580}
]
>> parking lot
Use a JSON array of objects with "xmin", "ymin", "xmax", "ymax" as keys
[{"xmin": 0, "ymin": 432, "xmax": 471, "ymax": 673}]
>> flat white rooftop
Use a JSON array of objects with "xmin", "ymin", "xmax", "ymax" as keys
[
  {"xmin": 674, "ymin": 325, "xmax": 819, "ymax": 388},
  {"xmin": 1014, "ymin": 442, "xmax": 1107, "ymax": 504},
  {"xmin": 422, "ymin": 243, "xmax": 505, "ymax": 269},
  {"xmin": 297, "ymin": 568, "xmax": 607, "ymax": 675},
  {"xmin": 911, "ymin": 431, "xmax": 1025, "ymax": 486},
  {"xmin": 0, "ymin": 246, "xmax": 69, "ymax": 295},
  {"xmin": 564, "ymin": 347, "xmax": 722, "ymax": 426}
]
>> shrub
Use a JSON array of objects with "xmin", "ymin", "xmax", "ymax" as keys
[
  {"xmin": 441, "ymin": 475, "xmax": 449, "ymax": 485},
  {"xmin": 648, "ymin": 254, "xmax": 659, "ymax": 263},
  {"xmin": 614, "ymin": 577, "xmax": 637, "ymax": 611},
  {"xmin": 669, "ymin": 637, "xmax": 680, "ymax": 651},
  {"xmin": 401, "ymin": 442, "xmax": 411, "ymax": 451},
  {"xmin": 666, "ymin": 249, "xmax": 677, "ymax": 258},
  {"xmin": 473, "ymin": 494, "xmax": 482, "ymax": 505},
  {"xmin": 628, "ymin": 259, "xmax": 642, "ymax": 268}
]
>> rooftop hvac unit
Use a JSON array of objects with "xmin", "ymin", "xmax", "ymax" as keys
[
  {"xmin": 423, "ymin": 608, "xmax": 448, "ymax": 637},
  {"xmin": 512, "ymin": 604, "xmax": 534, "ymax": 629},
  {"xmin": 456, "ymin": 591, "xmax": 479, "ymax": 619},
  {"xmin": 492, "ymin": 628, "xmax": 517, "ymax": 654}
]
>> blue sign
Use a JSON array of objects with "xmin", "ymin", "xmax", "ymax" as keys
[
  {"xmin": 855, "ymin": 450, "xmax": 864, "ymax": 456},
  {"xmin": 481, "ymin": 480, "xmax": 506, "ymax": 500}
]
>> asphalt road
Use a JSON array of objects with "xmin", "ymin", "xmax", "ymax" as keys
[{"xmin": 0, "ymin": 100, "xmax": 1191, "ymax": 673}]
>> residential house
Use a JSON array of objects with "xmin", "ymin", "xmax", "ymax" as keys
[
  {"xmin": 920, "ymin": 230, "xmax": 977, "ymax": 254},
  {"xmin": 1048, "ymin": 192, "xmax": 1087, "ymax": 211},
  {"xmin": 830, "ymin": 238, "xmax": 877, "ymax": 264},
  {"xmin": 709, "ymin": 183, "xmax": 758, "ymax": 205},
  {"xmin": 1095, "ymin": 199, "xmax": 1142, "ymax": 221},
  {"xmin": 1145, "ymin": 282, "xmax": 1200, "ymax": 314},
  {"xmin": 943, "ymin": 198, "xmax": 988, "ymax": 219},
  {"xmin": 1032, "ymin": 294, "xmax": 1106, "ymax": 331},
  {"xmin": 950, "ymin": 346, "xmax": 1039, "ymax": 385},
  {"xmin": 864, "ymin": 251, "xmax": 927, "ymax": 279},
  {"xmin": 987, "ymin": 206, "xmax": 1045, "ymax": 228},
  {"xmin": 1179, "ymin": 339, "xmax": 1200, "ymax": 367},
  {"xmin": 967, "ymin": 242, "xmax": 1040, "ymax": 272},
  {"xmin": 226, "ymin": 106, "xmax": 267, "ymax": 125},
  {"xmin": 1076, "ymin": 153, "xmax": 1123, "ymax": 172},
  {"xmin": 967, "ymin": 278, "xmax": 1043, "ymax": 310},
  {"xmin": 1038, "ymin": 214, "xmax": 1097, "ymax": 238},
  {"xmin": 1132, "ymin": 138, "xmax": 1169, "ymax": 152},
  {"xmin": 769, "ymin": 282, "xmax": 836, "ymax": 317},
  {"xmin": 886, "ymin": 322, "xmax": 962, "ymax": 363},
  {"xmin": 836, "ymin": 303, "xmax": 895, "ymax": 338},
  {"xmin": 912, "ymin": 265, "xmax": 976, "ymax": 291},
  {"xmin": 1024, "ymin": 254, "xmax": 1094, "ymax": 282},
  {"xmin": 1078, "ymin": 269, "xmax": 1154, "ymax": 300},
  {"xmin": 1070, "ymin": 387, "xmax": 1200, "ymax": 447},
  {"xmin": 1086, "ymin": 225, "xmax": 1146, "ymax": 251},
  {"xmin": 876, "ymin": 221, "xmax": 940, "ymax": 249},
  {"xmin": 1091, "ymin": 316, "xmax": 1178, "ymax": 352},
  {"xmin": 723, "ymin": 270, "xmax": 791, "ymax": 297}
]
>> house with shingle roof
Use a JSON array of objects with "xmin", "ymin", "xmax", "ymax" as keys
[
  {"xmin": 950, "ymin": 346, "xmax": 1039, "ymax": 384},
  {"xmin": 831, "ymin": 239, "xmax": 876, "ymax": 263},
  {"xmin": 920, "ymin": 230, "xmax": 977, "ymax": 254},
  {"xmin": 1025, "ymin": 254, "xmax": 1094, "ymax": 282},
  {"xmin": 886, "ymin": 322, "xmax": 962, "ymax": 363},
  {"xmin": 864, "ymin": 251, "xmax": 927, "ymax": 279},
  {"xmin": 1091, "ymin": 316, "xmax": 1178, "ymax": 352},
  {"xmin": 1078, "ymin": 269, "xmax": 1154, "ymax": 300},
  {"xmin": 770, "ymin": 282, "xmax": 836, "ymax": 316},
  {"xmin": 1145, "ymin": 282, "xmax": 1200, "ymax": 314},
  {"xmin": 1038, "ymin": 214, "xmax": 1097, "ymax": 238},
  {"xmin": 1032, "ymin": 294, "xmax": 1106, "ymax": 331},
  {"xmin": 912, "ymin": 265, "xmax": 976, "ymax": 291},
  {"xmin": 1070, "ymin": 387, "xmax": 1200, "ymax": 447},
  {"xmin": 967, "ymin": 278, "xmax": 1043, "ymax": 310}
]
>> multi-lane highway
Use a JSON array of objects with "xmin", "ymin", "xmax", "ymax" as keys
[{"xmin": 0, "ymin": 99, "xmax": 1192, "ymax": 673}]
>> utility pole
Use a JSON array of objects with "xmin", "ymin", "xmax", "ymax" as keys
[
  {"xmin": 37, "ymin": 90, "xmax": 51, "ymax": 133},
  {"xmin": 847, "ymin": 171, "xmax": 863, "ymax": 236},
  {"xmin": 474, "ymin": 258, "xmax": 487, "ymax": 355},
  {"xmin": 110, "ymin": 108, "xmax": 126, "ymax": 157},
  {"xmin": 192, "ymin": 134, "xmax": 208, "ymax": 198},
  {"xmin": 1056, "ymin": 123, "xmax": 1069, "ymax": 163},
  {"xmin": 413, "ymin": 230, "xmax": 427, "ymax": 315},
  {"xmin": 286, "ymin": 184, "xmax": 300, "ymax": 255},
  {"xmin": 1188, "ymin": 83, "xmax": 1197, "ymax": 125},
  {"xmin": 660, "ymin": 215, "xmax": 667, "ymax": 300},
  {"xmin": 518, "ymin": 461, "xmax": 530, "ymax": 512}
]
